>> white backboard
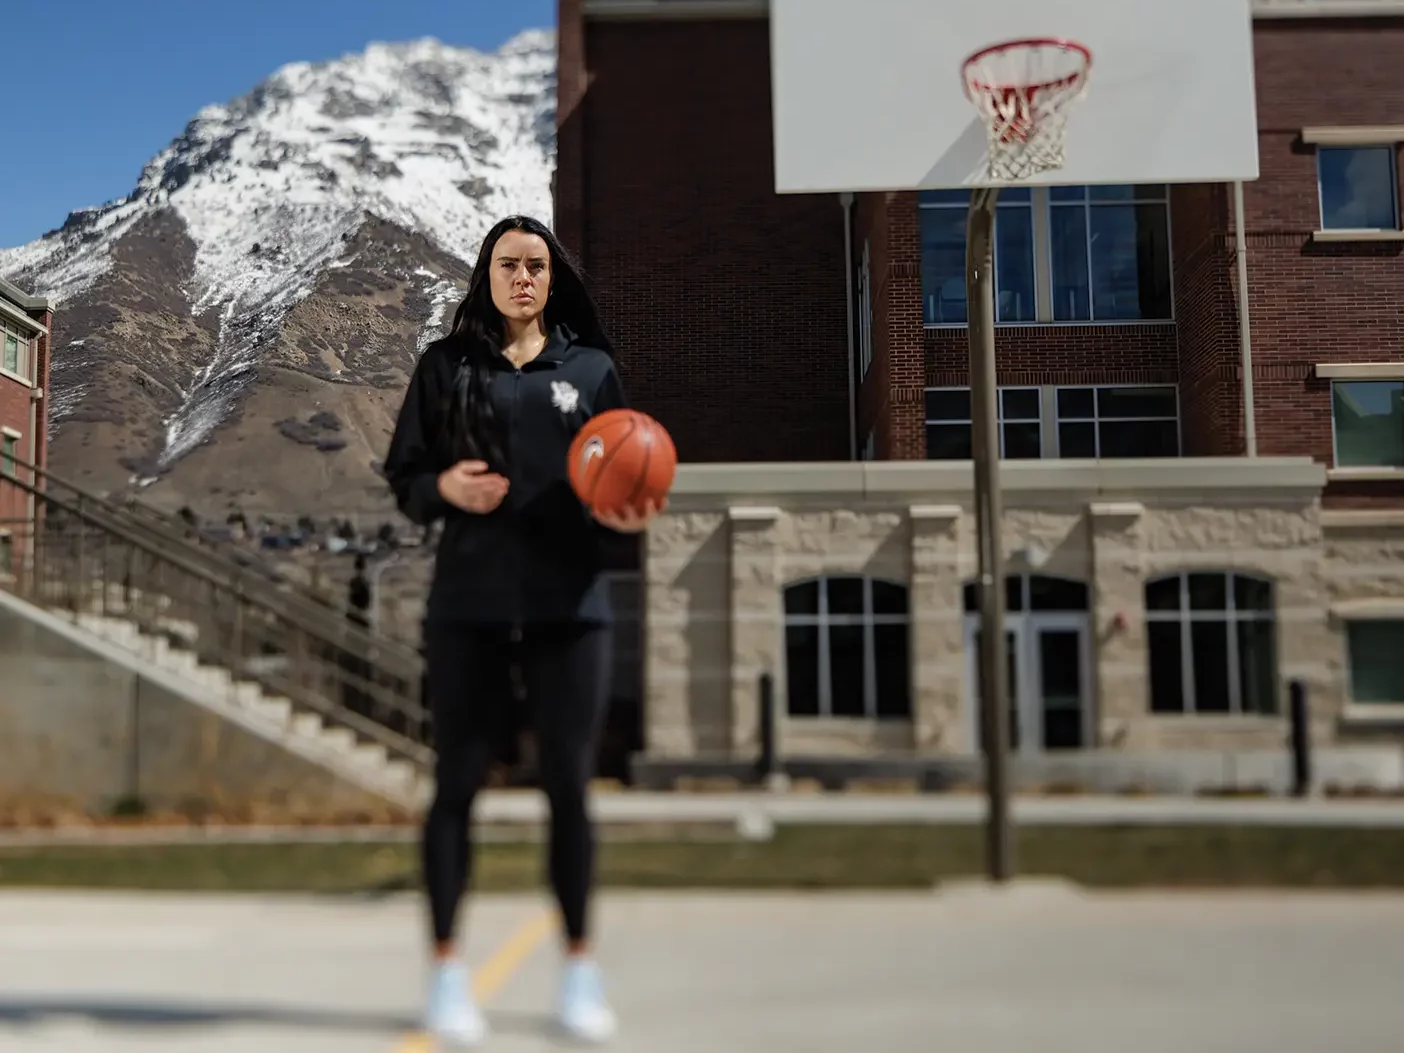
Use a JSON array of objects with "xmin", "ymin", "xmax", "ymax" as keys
[{"xmin": 770, "ymin": 0, "xmax": 1260, "ymax": 192}]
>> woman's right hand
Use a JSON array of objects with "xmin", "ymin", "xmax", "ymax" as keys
[{"xmin": 437, "ymin": 460, "xmax": 510, "ymax": 514}]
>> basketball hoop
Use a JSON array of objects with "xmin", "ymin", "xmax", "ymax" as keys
[{"xmin": 962, "ymin": 37, "xmax": 1092, "ymax": 182}]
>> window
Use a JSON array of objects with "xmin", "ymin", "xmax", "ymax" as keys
[
  {"xmin": 1332, "ymin": 380, "xmax": 1404, "ymax": 468},
  {"xmin": 0, "ymin": 532, "xmax": 10, "ymax": 577},
  {"xmin": 920, "ymin": 188, "xmax": 1035, "ymax": 324},
  {"xmin": 924, "ymin": 383, "xmax": 1180, "ymax": 460},
  {"xmin": 783, "ymin": 575, "xmax": 911, "ymax": 719},
  {"xmin": 962, "ymin": 574, "xmax": 1090, "ymax": 613},
  {"xmin": 1145, "ymin": 572, "xmax": 1277, "ymax": 716},
  {"xmin": 856, "ymin": 240, "xmax": 874, "ymax": 379},
  {"xmin": 1056, "ymin": 385, "xmax": 1180, "ymax": 458},
  {"xmin": 2, "ymin": 331, "xmax": 22, "ymax": 376},
  {"xmin": 925, "ymin": 386, "xmax": 1041, "ymax": 459},
  {"xmin": 1317, "ymin": 146, "xmax": 1400, "ymax": 232},
  {"xmin": 0, "ymin": 435, "xmax": 16, "ymax": 477},
  {"xmin": 920, "ymin": 184, "xmax": 1173, "ymax": 325},
  {"xmin": 1048, "ymin": 185, "xmax": 1173, "ymax": 322},
  {"xmin": 1346, "ymin": 620, "xmax": 1404, "ymax": 705}
]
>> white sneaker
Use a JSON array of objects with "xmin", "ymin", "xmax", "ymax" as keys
[
  {"xmin": 558, "ymin": 958, "xmax": 617, "ymax": 1043},
  {"xmin": 425, "ymin": 961, "xmax": 488, "ymax": 1047}
]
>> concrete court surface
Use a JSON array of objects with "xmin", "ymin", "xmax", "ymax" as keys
[{"xmin": 0, "ymin": 888, "xmax": 1402, "ymax": 1052}]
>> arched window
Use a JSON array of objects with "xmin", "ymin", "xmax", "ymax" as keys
[
  {"xmin": 1144, "ymin": 571, "xmax": 1277, "ymax": 715},
  {"xmin": 783, "ymin": 574, "xmax": 911, "ymax": 719},
  {"xmin": 962, "ymin": 574, "xmax": 1089, "ymax": 613}
]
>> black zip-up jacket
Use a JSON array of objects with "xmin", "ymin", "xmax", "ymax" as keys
[{"xmin": 383, "ymin": 324, "xmax": 627, "ymax": 626}]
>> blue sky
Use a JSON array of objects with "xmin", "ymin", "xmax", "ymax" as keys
[{"xmin": 2, "ymin": 0, "xmax": 555, "ymax": 248}]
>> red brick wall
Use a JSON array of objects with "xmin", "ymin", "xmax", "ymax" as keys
[
  {"xmin": 1246, "ymin": 19, "xmax": 1404, "ymax": 504},
  {"xmin": 573, "ymin": 19, "xmax": 850, "ymax": 462},
  {"xmin": 925, "ymin": 326, "xmax": 1179, "ymax": 387},
  {"xmin": 29, "ymin": 309, "xmax": 50, "ymax": 560},
  {"xmin": 0, "ymin": 375, "xmax": 28, "ymax": 529},
  {"xmin": 35, "ymin": 310, "xmax": 50, "ymax": 477},
  {"xmin": 855, "ymin": 192, "xmax": 924, "ymax": 458},
  {"xmin": 0, "ymin": 380, "xmax": 26, "ymax": 450},
  {"xmin": 0, "ymin": 314, "xmax": 41, "ymax": 556},
  {"xmin": 37, "ymin": 308, "xmax": 50, "ymax": 474},
  {"xmin": 569, "ymin": 15, "xmax": 1404, "ymax": 490},
  {"xmin": 1169, "ymin": 183, "xmax": 1240, "ymax": 456}
]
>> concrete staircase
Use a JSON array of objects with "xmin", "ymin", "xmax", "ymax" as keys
[
  {"xmin": 0, "ymin": 458, "xmax": 438, "ymax": 820},
  {"xmin": 21, "ymin": 597, "xmax": 432, "ymax": 812}
]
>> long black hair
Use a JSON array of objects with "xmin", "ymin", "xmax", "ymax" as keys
[{"xmin": 441, "ymin": 214, "xmax": 612, "ymax": 467}]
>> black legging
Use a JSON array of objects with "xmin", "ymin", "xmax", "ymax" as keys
[{"xmin": 422, "ymin": 621, "xmax": 611, "ymax": 945}]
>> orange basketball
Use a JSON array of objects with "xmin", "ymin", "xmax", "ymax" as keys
[{"xmin": 567, "ymin": 408, "xmax": 677, "ymax": 516}]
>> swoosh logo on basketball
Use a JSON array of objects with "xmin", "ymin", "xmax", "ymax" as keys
[{"xmin": 580, "ymin": 436, "xmax": 605, "ymax": 471}]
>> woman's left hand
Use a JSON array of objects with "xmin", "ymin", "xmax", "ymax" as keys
[{"xmin": 594, "ymin": 498, "xmax": 667, "ymax": 534}]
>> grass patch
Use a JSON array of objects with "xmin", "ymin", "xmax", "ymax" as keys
[{"xmin": 1, "ymin": 824, "xmax": 1403, "ymax": 893}]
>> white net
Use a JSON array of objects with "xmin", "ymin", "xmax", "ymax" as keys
[{"xmin": 962, "ymin": 39, "xmax": 1092, "ymax": 182}]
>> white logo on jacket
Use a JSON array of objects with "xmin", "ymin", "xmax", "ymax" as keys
[{"xmin": 551, "ymin": 380, "xmax": 580, "ymax": 414}]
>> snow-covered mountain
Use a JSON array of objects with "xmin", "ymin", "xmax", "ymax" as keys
[{"xmin": 0, "ymin": 29, "xmax": 554, "ymax": 514}]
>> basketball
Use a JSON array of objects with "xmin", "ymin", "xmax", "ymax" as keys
[{"xmin": 567, "ymin": 409, "xmax": 677, "ymax": 516}]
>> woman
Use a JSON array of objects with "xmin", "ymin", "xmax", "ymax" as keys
[{"xmin": 384, "ymin": 215, "xmax": 660, "ymax": 1046}]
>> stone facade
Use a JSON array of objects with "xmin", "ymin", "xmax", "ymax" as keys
[
  {"xmin": 0, "ymin": 599, "xmax": 413, "ymax": 824},
  {"xmin": 1322, "ymin": 510, "xmax": 1404, "ymax": 742},
  {"xmin": 641, "ymin": 459, "xmax": 1404, "ymax": 780}
]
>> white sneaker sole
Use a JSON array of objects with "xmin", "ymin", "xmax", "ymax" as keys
[
  {"xmin": 427, "ymin": 1018, "xmax": 489, "ymax": 1048},
  {"xmin": 559, "ymin": 1012, "xmax": 617, "ymax": 1045}
]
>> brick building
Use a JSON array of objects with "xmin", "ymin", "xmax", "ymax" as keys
[
  {"xmin": 558, "ymin": 0, "xmax": 1404, "ymax": 788},
  {"xmin": 0, "ymin": 277, "xmax": 51, "ymax": 578}
]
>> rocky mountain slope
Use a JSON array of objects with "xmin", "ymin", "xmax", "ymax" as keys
[{"xmin": 0, "ymin": 30, "xmax": 554, "ymax": 516}]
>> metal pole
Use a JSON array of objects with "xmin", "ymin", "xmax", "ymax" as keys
[
  {"xmin": 1233, "ymin": 181, "xmax": 1257, "ymax": 456},
  {"xmin": 839, "ymin": 191, "xmax": 857, "ymax": 460},
  {"xmin": 1289, "ymin": 678, "xmax": 1311, "ymax": 798},
  {"xmin": 368, "ymin": 553, "xmax": 399, "ymax": 631},
  {"xmin": 966, "ymin": 187, "xmax": 1014, "ymax": 882},
  {"xmin": 757, "ymin": 671, "xmax": 778, "ymax": 785}
]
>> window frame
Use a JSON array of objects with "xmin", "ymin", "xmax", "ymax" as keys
[
  {"xmin": 923, "ymin": 382, "xmax": 1182, "ymax": 460},
  {"xmin": 0, "ymin": 434, "xmax": 17, "ymax": 477},
  {"xmin": 1344, "ymin": 618, "xmax": 1404, "ymax": 707},
  {"xmin": 1144, "ymin": 571, "xmax": 1279, "ymax": 716},
  {"xmin": 1052, "ymin": 383, "xmax": 1183, "ymax": 458},
  {"xmin": 919, "ymin": 189, "xmax": 1037, "ymax": 326},
  {"xmin": 1329, "ymin": 378, "xmax": 1404, "ymax": 470},
  {"xmin": 921, "ymin": 185, "xmax": 1177, "ymax": 329},
  {"xmin": 0, "ymin": 324, "xmax": 30, "ymax": 383},
  {"xmin": 1045, "ymin": 184, "xmax": 1176, "ymax": 324},
  {"xmin": 924, "ymin": 384, "xmax": 1043, "ymax": 459},
  {"xmin": 782, "ymin": 574, "xmax": 912, "ymax": 720},
  {"xmin": 1315, "ymin": 144, "xmax": 1402, "ymax": 234}
]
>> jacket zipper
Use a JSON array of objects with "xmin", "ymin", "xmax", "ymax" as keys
[{"xmin": 509, "ymin": 367, "xmax": 523, "ymax": 626}]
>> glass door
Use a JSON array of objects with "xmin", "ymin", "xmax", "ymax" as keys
[
  {"xmin": 968, "ymin": 615, "xmax": 1091, "ymax": 754},
  {"xmin": 1033, "ymin": 624, "xmax": 1087, "ymax": 750}
]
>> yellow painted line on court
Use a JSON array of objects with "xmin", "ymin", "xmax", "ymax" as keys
[
  {"xmin": 392, "ymin": 910, "xmax": 557, "ymax": 1053},
  {"xmin": 471, "ymin": 909, "xmax": 557, "ymax": 1001},
  {"xmin": 394, "ymin": 1032, "xmax": 436, "ymax": 1053}
]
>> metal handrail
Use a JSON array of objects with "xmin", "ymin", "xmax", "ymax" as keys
[
  {"xmin": 0, "ymin": 468, "xmax": 431, "ymax": 767},
  {"xmin": 17, "ymin": 458, "xmax": 296, "ymax": 588},
  {"xmin": 7, "ymin": 456, "xmax": 425, "ymax": 670}
]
